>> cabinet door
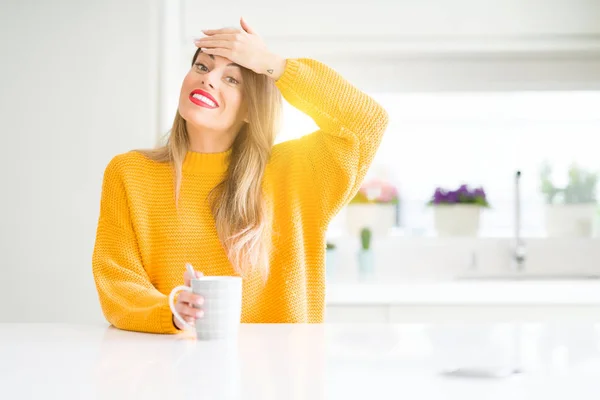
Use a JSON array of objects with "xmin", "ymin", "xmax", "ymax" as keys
[
  {"xmin": 326, "ymin": 306, "xmax": 389, "ymax": 323},
  {"xmin": 389, "ymin": 305, "xmax": 600, "ymax": 323},
  {"xmin": 181, "ymin": 0, "xmax": 599, "ymax": 40}
]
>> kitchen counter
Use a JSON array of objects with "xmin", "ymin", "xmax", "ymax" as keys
[
  {"xmin": 326, "ymin": 280, "xmax": 600, "ymax": 305},
  {"xmin": 2, "ymin": 322, "xmax": 600, "ymax": 399}
]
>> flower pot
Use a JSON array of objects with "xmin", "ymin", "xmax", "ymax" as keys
[
  {"xmin": 346, "ymin": 204, "xmax": 395, "ymax": 237},
  {"xmin": 433, "ymin": 204, "xmax": 481, "ymax": 237},
  {"xmin": 545, "ymin": 203, "xmax": 596, "ymax": 237},
  {"xmin": 357, "ymin": 249, "xmax": 374, "ymax": 281}
]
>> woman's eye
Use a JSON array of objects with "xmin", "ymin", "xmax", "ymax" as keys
[
  {"xmin": 226, "ymin": 76, "xmax": 240, "ymax": 85},
  {"xmin": 194, "ymin": 63, "xmax": 208, "ymax": 72}
]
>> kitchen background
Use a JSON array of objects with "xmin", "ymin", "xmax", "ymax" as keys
[{"xmin": 1, "ymin": 0, "xmax": 600, "ymax": 324}]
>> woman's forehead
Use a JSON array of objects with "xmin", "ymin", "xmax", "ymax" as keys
[{"xmin": 196, "ymin": 50, "xmax": 237, "ymax": 68}]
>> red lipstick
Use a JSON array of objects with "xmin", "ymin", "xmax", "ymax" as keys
[{"xmin": 189, "ymin": 89, "xmax": 219, "ymax": 108}]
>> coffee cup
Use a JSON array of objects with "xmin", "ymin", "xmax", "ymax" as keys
[{"xmin": 169, "ymin": 276, "xmax": 242, "ymax": 340}]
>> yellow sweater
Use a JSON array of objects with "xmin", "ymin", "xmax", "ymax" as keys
[{"xmin": 92, "ymin": 58, "xmax": 389, "ymax": 334}]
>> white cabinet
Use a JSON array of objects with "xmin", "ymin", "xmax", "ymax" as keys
[
  {"xmin": 174, "ymin": 0, "xmax": 600, "ymax": 92},
  {"xmin": 326, "ymin": 305, "xmax": 600, "ymax": 323},
  {"xmin": 389, "ymin": 305, "xmax": 600, "ymax": 323},
  {"xmin": 181, "ymin": 0, "xmax": 600, "ymax": 56},
  {"xmin": 325, "ymin": 282, "xmax": 600, "ymax": 323},
  {"xmin": 326, "ymin": 306, "xmax": 389, "ymax": 323}
]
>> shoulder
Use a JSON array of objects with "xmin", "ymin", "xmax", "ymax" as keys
[
  {"xmin": 103, "ymin": 150, "xmax": 169, "ymax": 183},
  {"xmin": 270, "ymin": 135, "xmax": 315, "ymax": 164}
]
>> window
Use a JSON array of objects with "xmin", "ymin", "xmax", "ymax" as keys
[{"xmin": 277, "ymin": 91, "xmax": 600, "ymax": 237}]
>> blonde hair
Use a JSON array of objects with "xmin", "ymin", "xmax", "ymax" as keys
[{"xmin": 141, "ymin": 48, "xmax": 282, "ymax": 280}]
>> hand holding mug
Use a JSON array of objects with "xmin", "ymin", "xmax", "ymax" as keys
[
  {"xmin": 169, "ymin": 268, "xmax": 243, "ymax": 340},
  {"xmin": 172, "ymin": 269, "xmax": 204, "ymax": 330}
]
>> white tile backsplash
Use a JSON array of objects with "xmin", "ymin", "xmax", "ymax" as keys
[{"xmin": 326, "ymin": 236, "xmax": 600, "ymax": 283}]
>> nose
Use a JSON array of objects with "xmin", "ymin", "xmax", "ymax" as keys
[{"xmin": 201, "ymin": 71, "xmax": 217, "ymax": 90}]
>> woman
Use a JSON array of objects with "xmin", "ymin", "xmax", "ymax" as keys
[{"xmin": 92, "ymin": 18, "xmax": 389, "ymax": 334}]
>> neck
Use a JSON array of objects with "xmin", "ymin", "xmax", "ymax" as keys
[{"xmin": 186, "ymin": 122, "xmax": 235, "ymax": 153}]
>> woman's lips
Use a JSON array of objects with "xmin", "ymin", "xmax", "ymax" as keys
[{"xmin": 189, "ymin": 89, "xmax": 219, "ymax": 109}]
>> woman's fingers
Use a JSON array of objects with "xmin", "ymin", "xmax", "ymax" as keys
[
  {"xmin": 179, "ymin": 267, "xmax": 205, "ymax": 325},
  {"xmin": 183, "ymin": 270, "xmax": 193, "ymax": 286},
  {"xmin": 240, "ymin": 17, "xmax": 256, "ymax": 35},
  {"xmin": 178, "ymin": 290, "xmax": 204, "ymax": 306},
  {"xmin": 195, "ymin": 33, "xmax": 238, "ymax": 42},
  {"xmin": 175, "ymin": 294, "xmax": 204, "ymax": 318},
  {"xmin": 177, "ymin": 292, "xmax": 204, "ymax": 318},
  {"xmin": 195, "ymin": 39, "xmax": 233, "ymax": 49},
  {"xmin": 202, "ymin": 27, "xmax": 241, "ymax": 35},
  {"xmin": 202, "ymin": 18, "xmax": 256, "ymax": 36},
  {"xmin": 183, "ymin": 269, "xmax": 204, "ymax": 286},
  {"xmin": 176, "ymin": 301, "xmax": 204, "ymax": 319},
  {"xmin": 199, "ymin": 47, "xmax": 231, "ymax": 58}
]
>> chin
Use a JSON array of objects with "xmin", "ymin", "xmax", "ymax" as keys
[
  {"xmin": 180, "ymin": 109, "xmax": 234, "ymax": 134},
  {"xmin": 179, "ymin": 106, "xmax": 209, "ymax": 125}
]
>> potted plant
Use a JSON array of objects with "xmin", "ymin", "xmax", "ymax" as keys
[
  {"xmin": 427, "ymin": 184, "xmax": 490, "ymax": 237},
  {"xmin": 325, "ymin": 242, "xmax": 337, "ymax": 281},
  {"xmin": 346, "ymin": 178, "xmax": 399, "ymax": 237},
  {"xmin": 357, "ymin": 227, "xmax": 374, "ymax": 280},
  {"xmin": 540, "ymin": 161, "xmax": 598, "ymax": 237}
]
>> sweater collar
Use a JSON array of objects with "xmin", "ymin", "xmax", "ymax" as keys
[{"xmin": 182, "ymin": 149, "xmax": 231, "ymax": 174}]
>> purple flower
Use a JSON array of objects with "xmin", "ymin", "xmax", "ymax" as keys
[
  {"xmin": 474, "ymin": 187, "xmax": 486, "ymax": 198},
  {"xmin": 433, "ymin": 188, "xmax": 445, "ymax": 203},
  {"xmin": 428, "ymin": 184, "xmax": 490, "ymax": 207},
  {"xmin": 447, "ymin": 191, "xmax": 459, "ymax": 203}
]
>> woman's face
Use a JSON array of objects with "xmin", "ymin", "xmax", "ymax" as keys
[{"xmin": 178, "ymin": 50, "xmax": 247, "ymax": 135}]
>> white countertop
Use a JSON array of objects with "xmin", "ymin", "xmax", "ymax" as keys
[
  {"xmin": 326, "ymin": 280, "xmax": 600, "ymax": 306},
  {"xmin": 2, "ymin": 322, "xmax": 600, "ymax": 399}
]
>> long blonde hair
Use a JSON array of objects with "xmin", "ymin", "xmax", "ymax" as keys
[{"xmin": 141, "ymin": 48, "xmax": 282, "ymax": 280}]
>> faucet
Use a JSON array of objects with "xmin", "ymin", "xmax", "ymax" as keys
[{"xmin": 512, "ymin": 170, "xmax": 526, "ymax": 271}]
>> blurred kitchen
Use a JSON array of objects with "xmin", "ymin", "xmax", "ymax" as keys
[{"xmin": 2, "ymin": 0, "xmax": 600, "ymax": 328}]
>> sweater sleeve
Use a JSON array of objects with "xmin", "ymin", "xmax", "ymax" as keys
[
  {"xmin": 92, "ymin": 155, "xmax": 178, "ymax": 334},
  {"xmin": 274, "ymin": 58, "xmax": 389, "ymax": 223}
]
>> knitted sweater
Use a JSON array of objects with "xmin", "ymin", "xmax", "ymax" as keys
[{"xmin": 92, "ymin": 58, "xmax": 389, "ymax": 333}]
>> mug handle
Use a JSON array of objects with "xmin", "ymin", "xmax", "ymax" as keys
[{"xmin": 169, "ymin": 285, "xmax": 194, "ymax": 330}]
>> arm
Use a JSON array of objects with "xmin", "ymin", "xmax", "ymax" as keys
[
  {"xmin": 92, "ymin": 155, "xmax": 178, "ymax": 334},
  {"xmin": 274, "ymin": 58, "xmax": 390, "ymax": 222},
  {"xmin": 195, "ymin": 21, "xmax": 389, "ymax": 223}
]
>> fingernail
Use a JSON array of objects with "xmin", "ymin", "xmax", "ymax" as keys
[
  {"xmin": 196, "ymin": 297, "xmax": 204, "ymax": 305},
  {"xmin": 196, "ymin": 310, "xmax": 204, "ymax": 318}
]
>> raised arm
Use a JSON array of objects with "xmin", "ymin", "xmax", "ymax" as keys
[
  {"xmin": 274, "ymin": 58, "xmax": 389, "ymax": 221},
  {"xmin": 196, "ymin": 19, "xmax": 389, "ymax": 224}
]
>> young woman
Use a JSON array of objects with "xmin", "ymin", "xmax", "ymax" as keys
[{"xmin": 92, "ymin": 18, "xmax": 389, "ymax": 333}]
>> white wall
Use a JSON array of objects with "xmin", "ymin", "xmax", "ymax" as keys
[
  {"xmin": 177, "ymin": 0, "xmax": 600, "ymax": 92},
  {"xmin": 2, "ymin": 0, "xmax": 599, "ymax": 324},
  {"xmin": 181, "ymin": 0, "xmax": 600, "ymax": 44},
  {"xmin": 0, "ymin": 0, "xmax": 160, "ymax": 323}
]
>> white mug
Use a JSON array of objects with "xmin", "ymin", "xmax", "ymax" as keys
[{"xmin": 169, "ymin": 276, "xmax": 242, "ymax": 340}]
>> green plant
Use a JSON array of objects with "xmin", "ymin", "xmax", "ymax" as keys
[
  {"xmin": 360, "ymin": 227, "xmax": 372, "ymax": 250},
  {"xmin": 540, "ymin": 161, "xmax": 598, "ymax": 204},
  {"xmin": 326, "ymin": 242, "xmax": 336, "ymax": 250}
]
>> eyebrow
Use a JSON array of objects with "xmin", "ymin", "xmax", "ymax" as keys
[{"xmin": 200, "ymin": 51, "xmax": 241, "ymax": 68}]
